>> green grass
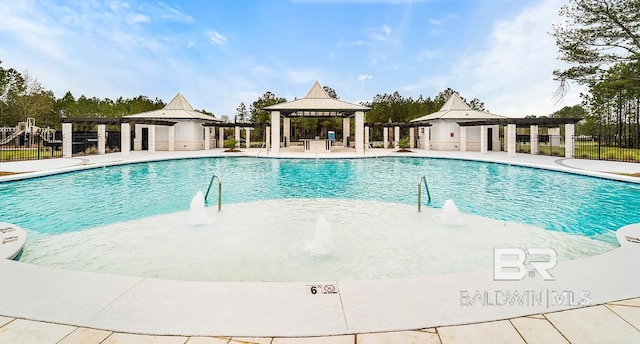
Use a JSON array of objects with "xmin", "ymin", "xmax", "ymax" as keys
[
  {"xmin": 516, "ymin": 141, "xmax": 640, "ymax": 162},
  {"xmin": 0, "ymin": 148, "xmax": 61, "ymax": 161}
]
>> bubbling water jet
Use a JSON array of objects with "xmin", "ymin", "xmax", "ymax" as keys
[
  {"xmin": 438, "ymin": 199, "xmax": 463, "ymax": 226},
  {"xmin": 304, "ymin": 215, "xmax": 336, "ymax": 257},
  {"xmin": 188, "ymin": 191, "xmax": 211, "ymax": 225}
]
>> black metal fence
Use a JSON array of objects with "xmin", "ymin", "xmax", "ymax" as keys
[
  {"xmin": 0, "ymin": 132, "xmax": 63, "ymax": 162},
  {"xmin": 573, "ymin": 135, "xmax": 640, "ymax": 163},
  {"xmin": 515, "ymin": 135, "xmax": 566, "ymax": 157},
  {"xmin": 70, "ymin": 131, "xmax": 124, "ymax": 155}
]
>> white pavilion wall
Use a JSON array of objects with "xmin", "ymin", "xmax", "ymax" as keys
[
  {"xmin": 173, "ymin": 120, "xmax": 205, "ymax": 150},
  {"xmin": 133, "ymin": 120, "xmax": 205, "ymax": 151},
  {"xmin": 429, "ymin": 121, "xmax": 461, "ymax": 150}
]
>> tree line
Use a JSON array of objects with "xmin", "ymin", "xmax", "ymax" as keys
[
  {"xmin": 0, "ymin": 61, "xmax": 168, "ymax": 129},
  {"xmin": 553, "ymin": 0, "xmax": 640, "ymax": 146}
]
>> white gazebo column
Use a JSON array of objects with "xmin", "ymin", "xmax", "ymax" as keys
[
  {"xmin": 565, "ymin": 123, "xmax": 575, "ymax": 158},
  {"xmin": 218, "ymin": 127, "xmax": 224, "ymax": 149},
  {"xmin": 204, "ymin": 127, "xmax": 211, "ymax": 150},
  {"xmin": 214, "ymin": 127, "xmax": 217, "ymax": 148},
  {"xmin": 266, "ymin": 126, "xmax": 271, "ymax": 152},
  {"xmin": 97, "ymin": 124, "xmax": 106, "ymax": 155},
  {"xmin": 355, "ymin": 111, "xmax": 364, "ymax": 155},
  {"xmin": 133, "ymin": 125, "xmax": 142, "ymax": 151},
  {"xmin": 460, "ymin": 126, "xmax": 467, "ymax": 152},
  {"xmin": 148, "ymin": 125, "xmax": 156, "ymax": 153},
  {"xmin": 409, "ymin": 127, "xmax": 415, "ymax": 149},
  {"xmin": 283, "ymin": 117, "xmax": 290, "ymax": 147},
  {"xmin": 121, "ymin": 122, "xmax": 130, "ymax": 156},
  {"xmin": 62, "ymin": 122, "xmax": 72, "ymax": 158},
  {"xmin": 234, "ymin": 126, "xmax": 241, "ymax": 148},
  {"xmin": 394, "ymin": 126, "xmax": 400, "ymax": 149},
  {"xmin": 364, "ymin": 126, "xmax": 370, "ymax": 147},
  {"xmin": 530, "ymin": 125, "xmax": 538, "ymax": 155},
  {"xmin": 423, "ymin": 127, "xmax": 430, "ymax": 150},
  {"xmin": 245, "ymin": 128, "xmax": 251, "ymax": 149},
  {"xmin": 343, "ymin": 118, "xmax": 350, "ymax": 147},
  {"xmin": 270, "ymin": 111, "xmax": 280, "ymax": 154},
  {"xmin": 383, "ymin": 128, "xmax": 389, "ymax": 148},
  {"xmin": 168, "ymin": 125, "xmax": 175, "ymax": 151},
  {"xmin": 507, "ymin": 123, "xmax": 516, "ymax": 157},
  {"xmin": 480, "ymin": 125, "xmax": 488, "ymax": 154}
]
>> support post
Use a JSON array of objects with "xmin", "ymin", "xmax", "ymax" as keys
[
  {"xmin": 394, "ymin": 126, "xmax": 400, "ymax": 149},
  {"xmin": 62, "ymin": 122, "xmax": 72, "ymax": 158},
  {"xmin": 343, "ymin": 118, "xmax": 350, "ymax": 147},
  {"xmin": 480, "ymin": 125, "xmax": 488, "ymax": 154},
  {"xmin": 204, "ymin": 127, "xmax": 211, "ymax": 150},
  {"xmin": 507, "ymin": 123, "xmax": 516, "ymax": 157},
  {"xmin": 383, "ymin": 128, "xmax": 389, "ymax": 148},
  {"xmin": 234, "ymin": 126, "xmax": 241, "ymax": 148},
  {"xmin": 218, "ymin": 127, "xmax": 224, "ymax": 149},
  {"xmin": 283, "ymin": 117, "xmax": 290, "ymax": 147},
  {"xmin": 97, "ymin": 124, "xmax": 106, "ymax": 155},
  {"xmin": 120, "ymin": 122, "xmax": 130, "ymax": 156},
  {"xmin": 168, "ymin": 125, "xmax": 175, "ymax": 151},
  {"xmin": 565, "ymin": 123, "xmax": 575, "ymax": 158},
  {"xmin": 245, "ymin": 127, "xmax": 251, "ymax": 149},
  {"xmin": 409, "ymin": 127, "xmax": 415, "ymax": 149},
  {"xmin": 423, "ymin": 127, "xmax": 430, "ymax": 150},
  {"xmin": 148, "ymin": 125, "xmax": 156, "ymax": 153},
  {"xmin": 364, "ymin": 126, "xmax": 370, "ymax": 147},
  {"xmin": 270, "ymin": 111, "xmax": 280, "ymax": 154},
  {"xmin": 355, "ymin": 111, "xmax": 364, "ymax": 155},
  {"xmin": 530, "ymin": 125, "xmax": 538, "ymax": 155}
]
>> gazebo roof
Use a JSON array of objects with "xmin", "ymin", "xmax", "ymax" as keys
[
  {"xmin": 411, "ymin": 93, "xmax": 504, "ymax": 122},
  {"xmin": 125, "ymin": 93, "xmax": 221, "ymax": 122},
  {"xmin": 264, "ymin": 81, "xmax": 370, "ymax": 117}
]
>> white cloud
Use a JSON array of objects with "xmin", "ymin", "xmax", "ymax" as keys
[
  {"xmin": 208, "ymin": 30, "xmax": 227, "ymax": 45},
  {"xmin": 365, "ymin": 24, "xmax": 392, "ymax": 41},
  {"xmin": 158, "ymin": 4, "xmax": 194, "ymax": 23},
  {"xmin": 131, "ymin": 14, "xmax": 150, "ymax": 24},
  {"xmin": 358, "ymin": 74, "xmax": 373, "ymax": 80},
  {"xmin": 446, "ymin": 0, "xmax": 583, "ymax": 116}
]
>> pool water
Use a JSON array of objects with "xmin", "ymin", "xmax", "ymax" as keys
[{"xmin": 1, "ymin": 157, "xmax": 638, "ymax": 281}]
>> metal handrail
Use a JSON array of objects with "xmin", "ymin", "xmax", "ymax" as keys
[
  {"xmin": 256, "ymin": 142, "xmax": 266, "ymax": 158},
  {"xmin": 418, "ymin": 175, "xmax": 431, "ymax": 212},
  {"xmin": 204, "ymin": 174, "xmax": 222, "ymax": 211},
  {"xmin": 366, "ymin": 143, "xmax": 377, "ymax": 158}
]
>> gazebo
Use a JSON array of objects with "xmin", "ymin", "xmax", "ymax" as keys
[
  {"xmin": 264, "ymin": 81, "xmax": 370, "ymax": 154},
  {"xmin": 411, "ymin": 93, "xmax": 504, "ymax": 151},
  {"xmin": 125, "ymin": 93, "xmax": 222, "ymax": 151}
]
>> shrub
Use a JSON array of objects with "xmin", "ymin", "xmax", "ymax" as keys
[
  {"xmin": 224, "ymin": 138, "xmax": 238, "ymax": 149},
  {"xmin": 398, "ymin": 138, "xmax": 410, "ymax": 150}
]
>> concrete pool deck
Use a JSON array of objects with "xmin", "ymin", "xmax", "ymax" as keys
[{"xmin": 1, "ymin": 150, "xmax": 640, "ymax": 343}]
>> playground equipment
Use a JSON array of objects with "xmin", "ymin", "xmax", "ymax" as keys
[{"xmin": 0, "ymin": 118, "xmax": 61, "ymax": 147}]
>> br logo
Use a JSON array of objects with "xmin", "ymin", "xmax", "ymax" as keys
[{"xmin": 493, "ymin": 248, "xmax": 557, "ymax": 281}]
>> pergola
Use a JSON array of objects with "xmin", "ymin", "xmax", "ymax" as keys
[
  {"xmin": 457, "ymin": 117, "xmax": 582, "ymax": 157},
  {"xmin": 61, "ymin": 117, "xmax": 177, "ymax": 157},
  {"xmin": 202, "ymin": 121, "xmax": 255, "ymax": 149},
  {"xmin": 264, "ymin": 81, "xmax": 370, "ymax": 154}
]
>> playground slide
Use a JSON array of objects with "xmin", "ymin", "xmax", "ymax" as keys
[{"xmin": 0, "ymin": 129, "xmax": 25, "ymax": 145}]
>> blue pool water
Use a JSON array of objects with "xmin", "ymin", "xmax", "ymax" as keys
[{"xmin": 0, "ymin": 157, "xmax": 638, "ymax": 241}]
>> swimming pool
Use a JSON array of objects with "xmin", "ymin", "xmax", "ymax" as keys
[{"xmin": 1, "ymin": 157, "xmax": 638, "ymax": 281}]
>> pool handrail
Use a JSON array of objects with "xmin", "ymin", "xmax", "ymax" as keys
[
  {"xmin": 256, "ymin": 143, "xmax": 267, "ymax": 158},
  {"xmin": 418, "ymin": 175, "xmax": 431, "ymax": 212},
  {"xmin": 205, "ymin": 174, "xmax": 222, "ymax": 211}
]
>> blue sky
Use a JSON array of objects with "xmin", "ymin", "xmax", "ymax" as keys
[{"xmin": 0, "ymin": 0, "xmax": 583, "ymax": 118}]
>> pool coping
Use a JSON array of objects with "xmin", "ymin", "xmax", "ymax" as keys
[{"xmin": 1, "ymin": 150, "xmax": 639, "ymax": 337}]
